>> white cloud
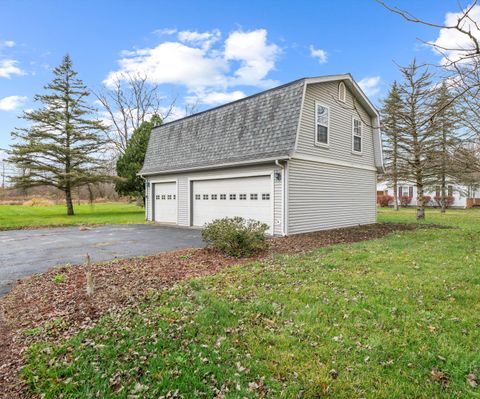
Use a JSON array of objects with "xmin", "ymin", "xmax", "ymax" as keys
[
  {"xmin": 224, "ymin": 29, "xmax": 280, "ymax": 87},
  {"xmin": 177, "ymin": 29, "xmax": 220, "ymax": 49},
  {"xmin": 430, "ymin": 5, "xmax": 480, "ymax": 64},
  {"xmin": 0, "ymin": 95, "xmax": 27, "ymax": 111},
  {"xmin": 104, "ymin": 41, "xmax": 228, "ymax": 90},
  {"xmin": 0, "ymin": 59, "xmax": 26, "ymax": 78},
  {"xmin": 2, "ymin": 40, "xmax": 15, "ymax": 48},
  {"xmin": 188, "ymin": 90, "xmax": 246, "ymax": 105},
  {"xmin": 153, "ymin": 28, "xmax": 177, "ymax": 36},
  {"xmin": 309, "ymin": 45, "xmax": 327, "ymax": 64},
  {"xmin": 358, "ymin": 76, "xmax": 381, "ymax": 97},
  {"xmin": 105, "ymin": 28, "xmax": 281, "ymax": 98}
]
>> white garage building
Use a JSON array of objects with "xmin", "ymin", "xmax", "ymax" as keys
[{"xmin": 140, "ymin": 75, "xmax": 384, "ymax": 235}]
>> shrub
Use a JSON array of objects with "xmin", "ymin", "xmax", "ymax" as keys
[
  {"xmin": 399, "ymin": 196, "xmax": 413, "ymax": 207},
  {"xmin": 202, "ymin": 217, "xmax": 269, "ymax": 257},
  {"xmin": 422, "ymin": 195, "xmax": 432, "ymax": 206},
  {"xmin": 434, "ymin": 196, "xmax": 455, "ymax": 208},
  {"xmin": 377, "ymin": 195, "xmax": 393, "ymax": 207},
  {"xmin": 22, "ymin": 197, "xmax": 54, "ymax": 206}
]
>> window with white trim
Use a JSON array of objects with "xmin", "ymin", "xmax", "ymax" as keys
[
  {"xmin": 203, "ymin": 194, "xmax": 209, "ymax": 200},
  {"xmin": 220, "ymin": 194, "xmax": 226, "ymax": 200},
  {"xmin": 250, "ymin": 194, "xmax": 258, "ymax": 200},
  {"xmin": 352, "ymin": 118, "xmax": 362, "ymax": 153},
  {"xmin": 195, "ymin": 194, "xmax": 201, "ymax": 200},
  {"xmin": 239, "ymin": 194, "xmax": 247, "ymax": 200},
  {"xmin": 338, "ymin": 82, "xmax": 346, "ymax": 103},
  {"xmin": 262, "ymin": 193, "xmax": 270, "ymax": 200},
  {"xmin": 229, "ymin": 194, "xmax": 236, "ymax": 200},
  {"xmin": 315, "ymin": 103, "xmax": 329, "ymax": 145},
  {"xmin": 211, "ymin": 194, "xmax": 217, "ymax": 200}
]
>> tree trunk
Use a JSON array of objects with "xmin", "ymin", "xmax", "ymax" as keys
[
  {"xmin": 65, "ymin": 188, "xmax": 74, "ymax": 216},
  {"xmin": 416, "ymin": 182, "xmax": 425, "ymax": 220},
  {"xmin": 440, "ymin": 184, "xmax": 446, "ymax": 214},
  {"xmin": 393, "ymin": 180, "xmax": 399, "ymax": 211}
]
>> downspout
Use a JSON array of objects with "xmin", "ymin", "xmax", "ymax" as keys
[
  {"xmin": 138, "ymin": 174, "xmax": 148, "ymax": 221},
  {"xmin": 275, "ymin": 160, "xmax": 287, "ymax": 236}
]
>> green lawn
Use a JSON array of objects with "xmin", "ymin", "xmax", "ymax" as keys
[
  {"xmin": 22, "ymin": 208, "xmax": 480, "ymax": 398},
  {"xmin": 0, "ymin": 202, "xmax": 145, "ymax": 230}
]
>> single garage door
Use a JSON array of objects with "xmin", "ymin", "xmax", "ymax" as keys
[
  {"xmin": 192, "ymin": 176, "xmax": 272, "ymax": 231},
  {"xmin": 153, "ymin": 182, "xmax": 177, "ymax": 223}
]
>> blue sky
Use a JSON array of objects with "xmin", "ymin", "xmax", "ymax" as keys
[{"xmin": 0, "ymin": 0, "xmax": 468, "ymax": 152}]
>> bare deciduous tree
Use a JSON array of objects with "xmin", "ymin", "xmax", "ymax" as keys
[
  {"xmin": 96, "ymin": 73, "xmax": 176, "ymax": 155},
  {"xmin": 378, "ymin": 1, "xmax": 480, "ymax": 135},
  {"xmin": 396, "ymin": 61, "xmax": 439, "ymax": 220}
]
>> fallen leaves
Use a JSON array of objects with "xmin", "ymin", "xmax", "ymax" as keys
[
  {"xmin": 0, "ymin": 222, "xmax": 447, "ymax": 397},
  {"xmin": 467, "ymin": 373, "xmax": 478, "ymax": 388},
  {"xmin": 431, "ymin": 367, "xmax": 449, "ymax": 388}
]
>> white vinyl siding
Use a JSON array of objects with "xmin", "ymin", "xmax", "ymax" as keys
[
  {"xmin": 287, "ymin": 158, "xmax": 376, "ymax": 234},
  {"xmin": 296, "ymin": 82, "xmax": 375, "ymax": 167}
]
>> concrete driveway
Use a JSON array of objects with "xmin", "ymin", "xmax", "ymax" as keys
[{"xmin": 0, "ymin": 224, "xmax": 204, "ymax": 296}]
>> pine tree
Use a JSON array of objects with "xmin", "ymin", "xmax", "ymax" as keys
[
  {"xmin": 115, "ymin": 114, "xmax": 161, "ymax": 201},
  {"xmin": 9, "ymin": 55, "xmax": 108, "ymax": 215},
  {"xmin": 380, "ymin": 81, "xmax": 405, "ymax": 211},
  {"xmin": 430, "ymin": 82, "xmax": 460, "ymax": 213}
]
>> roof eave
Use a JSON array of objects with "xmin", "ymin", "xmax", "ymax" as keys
[{"xmin": 138, "ymin": 155, "xmax": 291, "ymax": 177}]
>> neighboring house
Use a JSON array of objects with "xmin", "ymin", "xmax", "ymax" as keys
[
  {"xmin": 140, "ymin": 74, "xmax": 383, "ymax": 235},
  {"xmin": 377, "ymin": 181, "xmax": 480, "ymax": 208}
]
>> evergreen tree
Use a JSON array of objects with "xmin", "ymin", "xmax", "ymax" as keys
[
  {"xmin": 9, "ymin": 55, "xmax": 108, "ymax": 215},
  {"xmin": 430, "ymin": 82, "xmax": 460, "ymax": 213},
  {"xmin": 380, "ymin": 81, "xmax": 405, "ymax": 211},
  {"xmin": 115, "ymin": 114, "xmax": 161, "ymax": 201}
]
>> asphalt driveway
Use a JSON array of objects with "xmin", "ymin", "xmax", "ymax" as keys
[{"xmin": 0, "ymin": 224, "xmax": 203, "ymax": 296}]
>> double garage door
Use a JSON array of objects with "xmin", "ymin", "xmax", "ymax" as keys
[
  {"xmin": 153, "ymin": 175, "xmax": 272, "ymax": 230},
  {"xmin": 193, "ymin": 176, "xmax": 272, "ymax": 230}
]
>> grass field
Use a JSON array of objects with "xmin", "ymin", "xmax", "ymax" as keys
[
  {"xmin": 22, "ymin": 208, "xmax": 480, "ymax": 398},
  {"xmin": 0, "ymin": 202, "xmax": 145, "ymax": 230}
]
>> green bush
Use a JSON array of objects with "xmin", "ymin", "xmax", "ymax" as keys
[{"xmin": 201, "ymin": 217, "xmax": 269, "ymax": 257}]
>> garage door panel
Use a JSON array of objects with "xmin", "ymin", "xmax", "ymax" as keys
[
  {"xmin": 154, "ymin": 182, "xmax": 177, "ymax": 223},
  {"xmin": 192, "ymin": 176, "xmax": 272, "ymax": 232}
]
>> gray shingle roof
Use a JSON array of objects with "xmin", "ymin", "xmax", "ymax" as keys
[{"xmin": 140, "ymin": 79, "xmax": 305, "ymax": 175}]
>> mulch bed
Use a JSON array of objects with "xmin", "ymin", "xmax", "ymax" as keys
[{"xmin": 0, "ymin": 222, "xmax": 441, "ymax": 398}]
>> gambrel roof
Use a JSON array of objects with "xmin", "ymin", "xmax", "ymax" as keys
[{"xmin": 140, "ymin": 74, "xmax": 383, "ymax": 175}]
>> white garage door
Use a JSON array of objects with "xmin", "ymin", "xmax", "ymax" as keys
[
  {"xmin": 192, "ymin": 176, "xmax": 272, "ymax": 232},
  {"xmin": 153, "ymin": 182, "xmax": 177, "ymax": 223}
]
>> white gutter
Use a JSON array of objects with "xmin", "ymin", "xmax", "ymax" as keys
[
  {"xmin": 275, "ymin": 159, "xmax": 287, "ymax": 236},
  {"xmin": 138, "ymin": 156, "xmax": 290, "ymax": 177}
]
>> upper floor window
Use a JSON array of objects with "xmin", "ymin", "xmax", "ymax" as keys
[
  {"xmin": 338, "ymin": 82, "xmax": 346, "ymax": 103},
  {"xmin": 352, "ymin": 117, "xmax": 362, "ymax": 153},
  {"xmin": 315, "ymin": 102, "xmax": 329, "ymax": 146}
]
